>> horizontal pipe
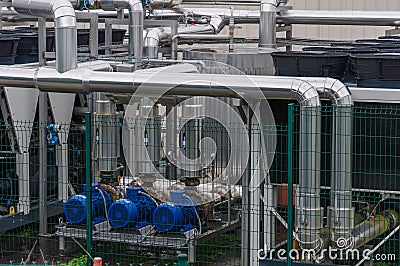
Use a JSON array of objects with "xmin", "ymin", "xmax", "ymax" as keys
[
  {"xmin": 0, "ymin": 67, "xmax": 320, "ymax": 105},
  {"xmin": 171, "ymin": 34, "xmax": 230, "ymax": 40},
  {"xmin": 6, "ymin": 7, "xmax": 400, "ymax": 27},
  {"xmin": 278, "ymin": 10, "xmax": 400, "ymax": 26}
]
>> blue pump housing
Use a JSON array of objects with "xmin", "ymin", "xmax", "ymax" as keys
[
  {"xmin": 153, "ymin": 190, "xmax": 199, "ymax": 233},
  {"xmin": 108, "ymin": 186, "xmax": 156, "ymax": 229},
  {"xmin": 64, "ymin": 183, "xmax": 112, "ymax": 224}
]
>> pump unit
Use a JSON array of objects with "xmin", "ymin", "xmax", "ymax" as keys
[
  {"xmin": 153, "ymin": 190, "xmax": 199, "ymax": 233},
  {"xmin": 64, "ymin": 183, "xmax": 112, "ymax": 224},
  {"xmin": 108, "ymin": 186, "xmax": 157, "ymax": 229}
]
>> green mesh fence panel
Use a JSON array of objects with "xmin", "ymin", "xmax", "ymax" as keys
[{"xmin": 0, "ymin": 103, "xmax": 399, "ymax": 266}]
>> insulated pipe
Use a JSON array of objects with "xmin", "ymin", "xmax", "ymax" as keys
[
  {"xmin": 352, "ymin": 209, "xmax": 398, "ymax": 249},
  {"xmin": 150, "ymin": 8, "xmax": 400, "ymax": 27},
  {"xmin": 0, "ymin": 67, "xmax": 321, "ymax": 101},
  {"xmin": 259, "ymin": 0, "xmax": 277, "ymax": 49},
  {"xmin": 12, "ymin": 0, "xmax": 77, "ymax": 73},
  {"xmin": 143, "ymin": 15, "xmax": 225, "ymax": 58},
  {"xmin": 277, "ymin": 10, "xmax": 400, "ymax": 26},
  {"xmin": 305, "ymin": 78, "xmax": 353, "ymax": 250},
  {"xmin": 100, "ymin": 0, "xmax": 143, "ymax": 61}
]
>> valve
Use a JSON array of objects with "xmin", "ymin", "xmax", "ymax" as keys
[{"xmin": 47, "ymin": 124, "xmax": 61, "ymax": 146}]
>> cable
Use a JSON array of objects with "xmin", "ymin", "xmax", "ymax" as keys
[
  {"xmin": 96, "ymin": 187, "xmax": 110, "ymax": 226},
  {"xmin": 138, "ymin": 190, "xmax": 159, "ymax": 206},
  {"xmin": 183, "ymin": 194, "xmax": 202, "ymax": 235}
]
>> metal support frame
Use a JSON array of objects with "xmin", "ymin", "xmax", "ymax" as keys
[
  {"xmin": 76, "ymin": 12, "xmax": 99, "ymax": 58},
  {"xmin": 241, "ymin": 105, "xmax": 252, "ymax": 266},
  {"xmin": 104, "ymin": 18, "xmax": 128, "ymax": 56},
  {"xmin": 39, "ymin": 91, "xmax": 48, "ymax": 235},
  {"xmin": 38, "ymin": 18, "xmax": 46, "ymax": 66},
  {"xmin": 276, "ymin": 25, "xmax": 292, "ymax": 51}
]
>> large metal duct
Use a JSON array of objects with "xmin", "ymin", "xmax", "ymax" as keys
[
  {"xmin": 305, "ymin": 78, "xmax": 353, "ymax": 250},
  {"xmin": 143, "ymin": 15, "xmax": 224, "ymax": 58},
  {"xmin": 100, "ymin": 0, "xmax": 144, "ymax": 61},
  {"xmin": 12, "ymin": 0, "xmax": 77, "ymax": 73}
]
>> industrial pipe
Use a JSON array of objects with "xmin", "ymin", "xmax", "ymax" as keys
[
  {"xmin": 277, "ymin": 10, "xmax": 400, "ymax": 26},
  {"xmin": 150, "ymin": 8, "xmax": 400, "ymax": 27},
  {"xmin": 305, "ymin": 78, "xmax": 353, "ymax": 250},
  {"xmin": 12, "ymin": 0, "xmax": 77, "ymax": 73},
  {"xmin": 100, "ymin": 0, "xmax": 144, "ymax": 61},
  {"xmin": 143, "ymin": 15, "xmax": 225, "ymax": 58},
  {"xmin": 259, "ymin": 0, "xmax": 277, "ymax": 48},
  {"xmin": 353, "ymin": 209, "xmax": 399, "ymax": 249}
]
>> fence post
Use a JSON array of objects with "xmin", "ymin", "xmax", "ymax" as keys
[
  {"xmin": 85, "ymin": 112, "xmax": 93, "ymax": 266},
  {"xmin": 287, "ymin": 104, "xmax": 294, "ymax": 266}
]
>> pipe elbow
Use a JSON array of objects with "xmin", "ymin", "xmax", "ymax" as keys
[
  {"xmin": 291, "ymin": 79, "xmax": 321, "ymax": 108},
  {"xmin": 144, "ymin": 28, "xmax": 163, "ymax": 47},
  {"xmin": 127, "ymin": 0, "xmax": 143, "ymax": 11},
  {"xmin": 209, "ymin": 15, "xmax": 225, "ymax": 34},
  {"xmin": 100, "ymin": 0, "xmax": 142, "ymax": 11},
  {"xmin": 324, "ymin": 78, "xmax": 353, "ymax": 106},
  {"xmin": 13, "ymin": 0, "xmax": 76, "ymax": 27}
]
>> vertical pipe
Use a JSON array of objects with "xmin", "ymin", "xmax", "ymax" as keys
[
  {"xmin": 129, "ymin": 3, "xmax": 144, "ymax": 63},
  {"xmin": 39, "ymin": 91, "xmax": 48, "ymax": 235},
  {"xmin": 85, "ymin": 112, "xmax": 93, "ymax": 266},
  {"xmin": 287, "ymin": 103, "xmax": 294, "ymax": 266},
  {"xmin": 171, "ymin": 22, "xmax": 178, "ymax": 60},
  {"xmin": 329, "ymin": 104, "xmax": 354, "ymax": 248},
  {"xmin": 259, "ymin": 0, "xmax": 277, "ymax": 49},
  {"xmin": 295, "ymin": 104, "xmax": 323, "ymax": 251}
]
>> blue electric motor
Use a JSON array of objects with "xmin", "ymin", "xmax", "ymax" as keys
[
  {"xmin": 153, "ymin": 190, "xmax": 199, "ymax": 233},
  {"xmin": 64, "ymin": 183, "xmax": 112, "ymax": 224},
  {"xmin": 108, "ymin": 186, "xmax": 157, "ymax": 229}
]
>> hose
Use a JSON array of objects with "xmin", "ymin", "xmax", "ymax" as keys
[
  {"xmin": 96, "ymin": 187, "xmax": 111, "ymax": 226},
  {"xmin": 138, "ymin": 190, "xmax": 159, "ymax": 206},
  {"xmin": 183, "ymin": 194, "xmax": 202, "ymax": 235}
]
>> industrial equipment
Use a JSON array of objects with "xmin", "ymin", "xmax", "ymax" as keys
[
  {"xmin": 108, "ymin": 186, "xmax": 157, "ymax": 229},
  {"xmin": 64, "ymin": 183, "xmax": 112, "ymax": 224}
]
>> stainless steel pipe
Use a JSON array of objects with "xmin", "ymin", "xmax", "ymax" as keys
[
  {"xmin": 101, "ymin": 0, "xmax": 144, "ymax": 61},
  {"xmin": 259, "ymin": 0, "xmax": 277, "ymax": 48},
  {"xmin": 12, "ymin": 0, "xmax": 77, "ymax": 73},
  {"xmin": 305, "ymin": 78, "xmax": 354, "ymax": 250},
  {"xmin": 144, "ymin": 15, "xmax": 225, "ymax": 58}
]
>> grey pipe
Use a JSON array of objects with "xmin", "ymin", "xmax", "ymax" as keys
[
  {"xmin": 259, "ymin": 0, "xmax": 277, "ymax": 48},
  {"xmin": 12, "ymin": 0, "xmax": 77, "ymax": 73},
  {"xmin": 150, "ymin": 8, "xmax": 400, "ymax": 27},
  {"xmin": 305, "ymin": 78, "xmax": 353, "ymax": 250},
  {"xmin": 144, "ymin": 15, "xmax": 224, "ymax": 58},
  {"xmin": 277, "ymin": 10, "xmax": 400, "ymax": 26},
  {"xmin": 101, "ymin": 0, "xmax": 143, "ymax": 61}
]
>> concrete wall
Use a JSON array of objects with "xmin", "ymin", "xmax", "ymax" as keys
[{"xmin": 291, "ymin": 0, "xmax": 400, "ymax": 40}]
